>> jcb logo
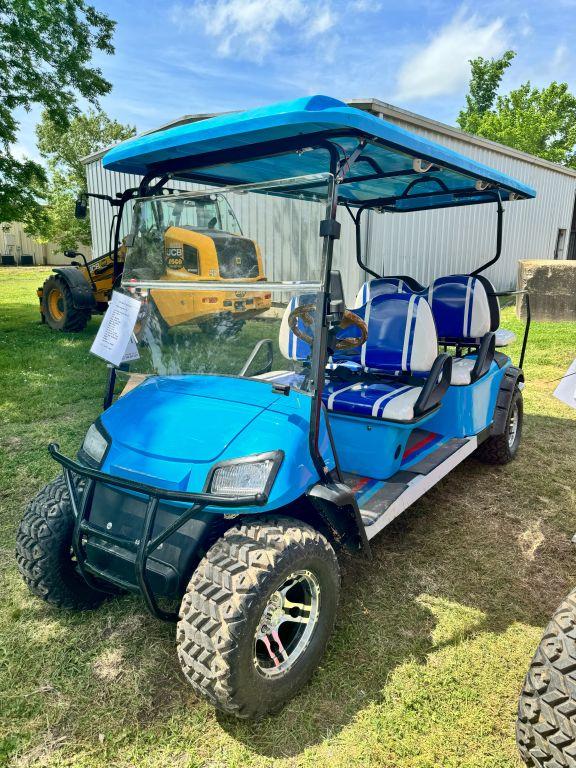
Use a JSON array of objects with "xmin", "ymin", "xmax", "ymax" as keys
[{"xmin": 166, "ymin": 246, "xmax": 183, "ymax": 269}]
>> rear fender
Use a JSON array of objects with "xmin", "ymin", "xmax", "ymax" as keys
[
  {"xmin": 52, "ymin": 267, "xmax": 96, "ymax": 310},
  {"xmin": 491, "ymin": 364, "xmax": 524, "ymax": 436}
]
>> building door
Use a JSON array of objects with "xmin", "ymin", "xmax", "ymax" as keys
[{"xmin": 568, "ymin": 194, "xmax": 576, "ymax": 260}]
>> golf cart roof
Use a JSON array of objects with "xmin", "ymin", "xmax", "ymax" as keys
[{"xmin": 102, "ymin": 95, "xmax": 536, "ymax": 212}]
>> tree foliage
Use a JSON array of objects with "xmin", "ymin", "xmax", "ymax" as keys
[
  {"xmin": 0, "ymin": 0, "xmax": 115, "ymax": 223},
  {"xmin": 31, "ymin": 110, "xmax": 135, "ymax": 250},
  {"xmin": 458, "ymin": 51, "xmax": 576, "ymax": 169}
]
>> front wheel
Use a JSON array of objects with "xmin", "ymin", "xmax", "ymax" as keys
[
  {"xmin": 15, "ymin": 475, "xmax": 112, "ymax": 610},
  {"xmin": 476, "ymin": 386, "xmax": 523, "ymax": 465},
  {"xmin": 41, "ymin": 275, "xmax": 91, "ymax": 332},
  {"xmin": 176, "ymin": 517, "xmax": 340, "ymax": 718},
  {"xmin": 517, "ymin": 588, "xmax": 576, "ymax": 766}
]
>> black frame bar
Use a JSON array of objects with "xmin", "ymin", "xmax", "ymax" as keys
[
  {"xmin": 493, "ymin": 289, "xmax": 531, "ymax": 369},
  {"xmin": 51, "ymin": 443, "xmax": 268, "ymax": 620}
]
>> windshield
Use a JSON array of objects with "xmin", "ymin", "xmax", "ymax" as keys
[{"xmin": 118, "ymin": 174, "xmax": 332, "ymax": 391}]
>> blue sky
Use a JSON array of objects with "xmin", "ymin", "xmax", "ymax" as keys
[{"xmin": 13, "ymin": 0, "xmax": 576, "ymax": 162}]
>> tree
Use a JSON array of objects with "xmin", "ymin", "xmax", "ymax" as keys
[
  {"xmin": 458, "ymin": 50, "xmax": 516, "ymax": 133},
  {"xmin": 458, "ymin": 51, "xmax": 576, "ymax": 169},
  {"xmin": 0, "ymin": 0, "xmax": 115, "ymax": 224},
  {"xmin": 31, "ymin": 110, "xmax": 136, "ymax": 250}
]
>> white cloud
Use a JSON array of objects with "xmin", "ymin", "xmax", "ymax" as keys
[
  {"xmin": 552, "ymin": 42, "xmax": 568, "ymax": 69},
  {"xmin": 171, "ymin": 0, "xmax": 337, "ymax": 63},
  {"xmin": 394, "ymin": 7, "xmax": 510, "ymax": 101}
]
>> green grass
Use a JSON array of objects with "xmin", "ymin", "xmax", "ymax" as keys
[{"xmin": 1, "ymin": 267, "xmax": 576, "ymax": 768}]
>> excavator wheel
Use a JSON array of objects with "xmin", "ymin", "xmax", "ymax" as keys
[{"xmin": 41, "ymin": 275, "xmax": 92, "ymax": 332}]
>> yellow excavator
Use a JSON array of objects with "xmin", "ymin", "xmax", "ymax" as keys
[{"xmin": 38, "ymin": 187, "xmax": 271, "ymax": 334}]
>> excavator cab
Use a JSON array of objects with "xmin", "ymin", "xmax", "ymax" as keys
[{"xmin": 37, "ymin": 188, "xmax": 270, "ymax": 333}]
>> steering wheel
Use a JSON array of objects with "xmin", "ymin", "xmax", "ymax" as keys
[{"xmin": 288, "ymin": 304, "xmax": 368, "ymax": 350}]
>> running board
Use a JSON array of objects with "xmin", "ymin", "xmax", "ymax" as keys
[{"xmin": 344, "ymin": 436, "xmax": 478, "ymax": 541}]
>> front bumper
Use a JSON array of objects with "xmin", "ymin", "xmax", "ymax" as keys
[{"xmin": 49, "ymin": 443, "xmax": 267, "ymax": 620}]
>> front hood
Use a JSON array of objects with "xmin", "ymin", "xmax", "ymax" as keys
[{"xmin": 100, "ymin": 376, "xmax": 280, "ymax": 471}]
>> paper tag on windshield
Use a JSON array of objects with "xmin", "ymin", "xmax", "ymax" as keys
[
  {"xmin": 553, "ymin": 358, "xmax": 576, "ymax": 410},
  {"xmin": 121, "ymin": 334, "xmax": 140, "ymax": 364},
  {"xmin": 90, "ymin": 291, "xmax": 141, "ymax": 367}
]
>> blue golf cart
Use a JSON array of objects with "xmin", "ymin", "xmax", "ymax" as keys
[{"xmin": 16, "ymin": 95, "xmax": 535, "ymax": 718}]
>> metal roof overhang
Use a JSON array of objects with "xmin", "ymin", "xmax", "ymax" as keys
[{"xmin": 102, "ymin": 95, "xmax": 536, "ymax": 211}]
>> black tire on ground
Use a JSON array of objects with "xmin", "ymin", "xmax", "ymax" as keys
[
  {"xmin": 15, "ymin": 475, "xmax": 111, "ymax": 610},
  {"xmin": 41, "ymin": 275, "xmax": 91, "ymax": 331},
  {"xmin": 176, "ymin": 517, "xmax": 340, "ymax": 718},
  {"xmin": 517, "ymin": 588, "xmax": 576, "ymax": 767},
  {"xmin": 197, "ymin": 313, "xmax": 245, "ymax": 339},
  {"xmin": 476, "ymin": 386, "xmax": 523, "ymax": 465}
]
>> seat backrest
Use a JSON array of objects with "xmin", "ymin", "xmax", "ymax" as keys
[
  {"xmin": 354, "ymin": 275, "xmax": 424, "ymax": 308},
  {"xmin": 279, "ymin": 293, "xmax": 317, "ymax": 361},
  {"xmin": 427, "ymin": 274, "xmax": 499, "ymax": 343},
  {"xmin": 361, "ymin": 292, "xmax": 438, "ymax": 375}
]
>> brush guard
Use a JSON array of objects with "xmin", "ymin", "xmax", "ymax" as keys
[{"xmin": 48, "ymin": 443, "xmax": 268, "ymax": 621}]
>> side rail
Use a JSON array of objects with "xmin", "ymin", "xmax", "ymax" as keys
[
  {"xmin": 49, "ymin": 443, "xmax": 268, "ymax": 621},
  {"xmin": 492, "ymin": 289, "xmax": 531, "ymax": 369}
]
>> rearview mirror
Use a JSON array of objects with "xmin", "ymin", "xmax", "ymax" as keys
[{"xmin": 75, "ymin": 197, "xmax": 87, "ymax": 220}]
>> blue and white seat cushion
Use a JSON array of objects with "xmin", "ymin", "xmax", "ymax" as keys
[
  {"xmin": 354, "ymin": 275, "xmax": 425, "ymax": 308},
  {"xmin": 427, "ymin": 274, "xmax": 499, "ymax": 343},
  {"xmin": 323, "ymin": 380, "xmax": 424, "ymax": 421}
]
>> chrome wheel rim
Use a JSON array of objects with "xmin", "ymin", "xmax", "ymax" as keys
[
  {"xmin": 508, "ymin": 402, "xmax": 519, "ymax": 447},
  {"xmin": 254, "ymin": 570, "xmax": 321, "ymax": 678}
]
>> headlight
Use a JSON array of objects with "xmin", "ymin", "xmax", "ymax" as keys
[
  {"xmin": 209, "ymin": 452, "xmax": 283, "ymax": 498},
  {"xmin": 79, "ymin": 422, "xmax": 109, "ymax": 467}
]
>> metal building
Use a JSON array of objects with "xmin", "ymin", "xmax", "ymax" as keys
[{"xmin": 82, "ymin": 98, "xmax": 576, "ymax": 300}]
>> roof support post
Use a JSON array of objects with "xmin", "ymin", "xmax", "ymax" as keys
[
  {"xmin": 471, "ymin": 192, "xmax": 504, "ymax": 276},
  {"xmin": 345, "ymin": 203, "xmax": 380, "ymax": 280},
  {"xmin": 308, "ymin": 143, "xmax": 341, "ymax": 480}
]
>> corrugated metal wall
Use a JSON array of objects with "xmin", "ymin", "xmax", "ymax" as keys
[
  {"xmin": 366, "ymin": 112, "xmax": 576, "ymax": 289},
  {"xmin": 85, "ymin": 114, "xmax": 576, "ymax": 303}
]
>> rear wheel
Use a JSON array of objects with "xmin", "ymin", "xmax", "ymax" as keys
[
  {"xmin": 176, "ymin": 517, "xmax": 340, "ymax": 718},
  {"xmin": 517, "ymin": 588, "xmax": 576, "ymax": 766},
  {"xmin": 16, "ymin": 475, "xmax": 112, "ymax": 609},
  {"xmin": 476, "ymin": 386, "xmax": 523, "ymax": 465},
  {"xmin": 41, "ymin": 275, "xmax": 91, "ymax": 332}
]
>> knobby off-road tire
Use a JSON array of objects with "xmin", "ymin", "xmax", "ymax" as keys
[
  {"xmin": 517, "ymin": 588, "xmax": 576, "ymax": 767},
  {"xmin": 15, "ymin": 475, "xmax": 110, "ymax": 610},
  {"xmin": 41, "ymin": 275, "xmax": 91, "ymax": 332},
  {"xmin": 476, "ymin": 386, "xmax": 523, "ymax": 465},
  {"xmin": 176, "ymin": 517, "xmax": 340, "ymax": 718}
]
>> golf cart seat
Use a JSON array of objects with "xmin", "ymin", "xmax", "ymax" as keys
[
  {"xmin": 427, "ymin": 274, "xmax": 499, "ymax": 386},
  {"xmin": 324, "ymin": 293, "xmax": 451, "ymax": 422}
]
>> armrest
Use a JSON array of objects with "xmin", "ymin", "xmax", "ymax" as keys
[
  {"xmin": 413, "ymin": 353, "xmax": 452, "ymax": 417},
  {"xmin": 471, "ymin": 332, "xmax": 495, "ymax": 382}
]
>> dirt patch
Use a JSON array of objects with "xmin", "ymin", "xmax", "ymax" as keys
[
  {"xmin": 92, "ymin": 648, "xmax": 124, "ymax": 682},
  {"xmin": 518, "ymin": 519, "xmax": 545, "ymax": 561}
]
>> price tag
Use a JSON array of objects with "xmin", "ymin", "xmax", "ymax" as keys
[{"xmin": 90, "ymin": 291, "xmax": 141, "ymax": 367}]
